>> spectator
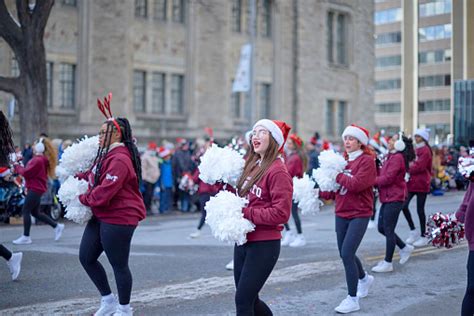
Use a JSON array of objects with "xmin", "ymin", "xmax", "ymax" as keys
[
  {"xmin": 141, "ymin": 142, "xmax": 160, "ymax": 215},
  {"xmin": 172, "ymin": 139, "xmax": 195, "ymax": 212},
  {"xmin": 159, "ymin": 147, "xmax": 173, "ymax": 213},
  {"xmin": 22, "ymin": 143, "xmax": 33, "ymax": 167}
]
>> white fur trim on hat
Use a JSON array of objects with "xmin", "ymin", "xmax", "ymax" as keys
[
  {"xmin": 342, "ymin": 126, "xmax": 369, "ymax": 145},
  {"xmin": 253, "ymin": 119, "xmax": 284, "ymax": 148},
  {"xmin": 414, "ymin": 128, "xmax": 430, "ymax": 142}
]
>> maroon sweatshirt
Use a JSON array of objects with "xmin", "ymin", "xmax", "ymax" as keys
[
  {"xmin": 78, "ymin": 145, "xmax": 146, "ymax": 226},
  {"xmin": 286, "ymin": 152, "xmax": 304, "ymax": 178},
  {"xmin": 376, "ymin": 152, "xmax": 407, "ymax": 203},
  {"xmin": 242, "ymin": 158, "xmax": 293, "ymax": 242},
  {"xmin": 320, "ymin": 153, "xmax": 376, "ymax": 219},
  {"xmin": 407, "ymin": 144, "xmax": 432, "ymax": 193},
  {"xmin": 192, "ymin": 169, "xmax": 222, "ymax": 195},
  {"xmin": 14, "ymin": 155, "xmax": 48, "ymax": 194},
  {"xmin": 456, "ymin": 182, "xmax": 474, "ymax": 251}
]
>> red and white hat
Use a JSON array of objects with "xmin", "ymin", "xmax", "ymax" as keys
[
  {"xmin": 158, "ymin": 147, "xmax": 171, "ymax": 158},
  {"xmin": 342, "ymin": 124, "xmax": 370, "ymax": 145},
  {"xmin": 253, "ymin": 119, "xmax": 291, "ymax": 150}
]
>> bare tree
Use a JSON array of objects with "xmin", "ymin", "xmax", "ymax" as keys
[{"xmin": 0, "ymin": 0, "xmax": 54, "ymax": 145}]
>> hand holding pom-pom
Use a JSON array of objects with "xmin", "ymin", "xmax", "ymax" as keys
[
  {"xmin": 293, "ymin": 175, "xmax": 323, "ymax": 215},
  {"xmin": 198, "ymin": 144, "xmax": 245, "ymax": 186},
  {"xmin": 312, "ymin": 150, "xmax": 347, "ymax": 192},
  {"xmin": 58, "ymin": 176, "xmax": 92, "ymax": 224}
]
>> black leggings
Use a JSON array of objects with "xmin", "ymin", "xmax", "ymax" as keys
[
  {"xmin": 336, "ymin": 216, "xmax": 369, "ymax": 297},
  {"xmin": 284, "ymin": 202, "xmax": 302, "ymax": 234},
  {"xmin": 79, "ymin": 217, "xmax": 136, "ymax": 305},
  {"xmin": 402, "ymin": 192, "xmax": 428, "ymax": 236},
  {"xmin": 197, "ymin": 193, "xmax": 212, "ymax": 230},
  {"xmin": 22, "ymin": 191, "xmax": 58, "ymax": 236},
  {"xmin": 462, "ymin": 251, "xmax": 474, "ymax": 316},
  {"xmin": 377, "ymin": 202, "xmax": 406, "ymax": 262},
  {"xmin": 234, "ymin": 240, "xmax": 280, "ymax": 316},
  {"xmin": 0, "ymin": 244, "xmax": 12, "ymax": 261}
]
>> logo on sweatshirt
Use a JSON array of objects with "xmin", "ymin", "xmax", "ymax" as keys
[
  {"xmin": 106, "ymin": 173, "xmax": 119, "ymax": 182},
  {"xmin": 250, "ymin": 184, "xmax": 262, "ymax": 198}
]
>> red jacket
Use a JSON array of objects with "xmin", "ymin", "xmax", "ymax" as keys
[
  {"xmin": 456, "ymin": 182, "xmax": 474, "ymax": 250},
  {"xmin": 320, "ymin": 153, "xmax": 376, "ymax": 219},
  {"xmin": 376, "ymin": 152, "xmax": 407, "ymax": 203},
  {"xmin": 14, "ymin": 155, "xmax": 48, "ymax": 194},
  {"xmin": 407, "ymin": 144, "xmax": 432, "ymax": 193},
  {"xmin": 286, "ymin": 152, "xmax": 304, "ymax": 178},
  {"xmin": 192, "ymin": 169, "xmax": 222, "ymax": 195},
  {"xmin": 242, "ymin": 158, "xmax": 293, "ymax": 242},
  {"xmin": 78, "ymin": 145, "xmax": 146, "ymax": 226}
]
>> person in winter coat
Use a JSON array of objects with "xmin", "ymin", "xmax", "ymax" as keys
[
  {"xmin": 172, "ymin": 140, "xmax": 195, "ymax": 212},
  {"xmin": 402, "ymin": 128, "xmax": 433, "ymax": 247},
  {"xmin": 141, "ymin": 142, "xmax": 160, "ymax": 215},
  {"xmin": 233, "ymin": 119, "xmax": 293, "ymax": 316},
  {"xmin": 158, "ymin": 147, "xmax": 174, "ymax": 213},
  {"xmin": 319, "ymin": 124, "xmax": 377, "ymax": 314},
  {"xmin": 371, "ymin": 134, "xmax": 416, "ymax": 273}
]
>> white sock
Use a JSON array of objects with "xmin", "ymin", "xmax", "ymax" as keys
[
  {"xmin": 102, "ymin": 293, "xmax": 115, "ymax": 303},
  {"xmin": 350, "ymin": 296, "xmax": 358, "ymax": 302},
  {"xmin": 361, "ymin": 274, "xmax": 369, "ymax": 282},
  {"xmin": 119, "ymin": 304, "xmax": 131, "ymax": 311}
]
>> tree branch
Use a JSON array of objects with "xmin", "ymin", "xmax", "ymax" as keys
[
  {"xmin": 16, "ymin": 0, "xmax": 32, "ymax": 30},
  {"xmin": 33, "ymin": 0, "xmax": 54, "ymax": 31},
  {"xmin": 0, "ymin": 0, "xmax": 23, "ymax": 49},
  {"xmin": 0, "ymin": 76, "xmax": 22, "ymax": 97}
]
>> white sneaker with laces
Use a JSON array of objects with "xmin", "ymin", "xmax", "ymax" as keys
[
  {"xmin": 367, "ymin": 220, "xmax": 376, "ymax": 229},
  {"xmin": 113, "ymin": 305, "xmax": 133, "ymax": 316},
  {"xmin": 54, "ymin": 223, "xmax": 65, "ymax": 241},
  {"xmin": 357, "ymin": 273, "xmax": 374, "ymax": 298},
  {"xmin": 281, "ymin": 231, "xmax": 296, "ymax": 246},
  {"xmin": 289, "ymin": 234, "xmax": 306, "ymax": 247},
  {"xmin": 399, "ymin": 244, "xmax": 415, "ymax": 264},
  {"xmin": 7, "ymin": 252, "xmax": 23, "ymax": 281},
  {"xmin": 12, "ymin": 235, "xmax": 32, "ymax": 245},
  {"xmin": 413, "ymin": 236, "xmax": 429, "ymax": 247},
  {"xmin": 334, "ymin": 295, "xmax": 360, "ymax": 314},
  {"xmin": 94, "ymin": 294, "xmax": 118, "ymax": 316},
  {"xmin": 225, "ymin": 259, "xmax": 234, "ymax": 270},
  {"xmin": 371, "ymin": 260, "xmax": 393, "ymax": 273},
  {"xmin": 405, "ymin": 230, "xmax": 418, "ymax": 244},
  {"xmin": 189, "ymin": 230, "xmax": 201, "ymax": 238}
]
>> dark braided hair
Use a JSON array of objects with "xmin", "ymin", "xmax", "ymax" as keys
[
  {"xmin": 0, "ymin": 111, "xmax": 14, "ymax": 167},
  {"xmin": 401, "ymin": 135, "xmax": 416, "ymax": 170}
]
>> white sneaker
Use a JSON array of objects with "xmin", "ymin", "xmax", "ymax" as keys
[
  {"xmin": 399, "ymin": 244, "xmax": 415, "ymax": 264},
  {"xmin": 113, "ymin": 305, "xmax": 133, "ymax": 316},
  {"xmin": 7, "ymin": 252, "xmax": 23, "ymax": 281},
  {"xmin": 371, "ymin": 260, "xmax": 393, "ymax": 273},
  {"xmin": 13, "ymin": 235, "xmax": 32, "ymax": 245},
  {"xmin": 413, "ymin": 236, "xmax": 429, "ymax": 247},
  {"xmin": 95, "ymin": 295, "xmax": 118, "ymax": 316},
  {"xmin": 334, "ymin": 295, "xmax": 360, "ymax": 314},
  {"xmin": 405, "ymin": 230, "xmax": 418, "ymax": 244},
  {"xmin": 281, "ymin": 231, "xmax": 296, "ymax": 246},
  {"xmin": 367, "ymin": 220, "xmax": 376, "ymax": 229},
  {"xmin": 54, "ymin": 223, "xmax": 65, "ymax": 241},
  {"xmin": 225, "ymin": 259, "xmax": 234, "ymax": 270},
  {"xmin": 189, "ymin": 230, "xmax": 201, "ymax": 238},
  {"xmin": 289, "ymin": 234, "xmax": 306, "ymax": 247},
  {"xmin": 357, "ymin": 274, "xmax": 374, "ymax": 298}
]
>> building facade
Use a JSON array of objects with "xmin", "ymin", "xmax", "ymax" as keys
[{"xmin": 0, "ymin": 0, "xmax": 375, "ymax": 145}]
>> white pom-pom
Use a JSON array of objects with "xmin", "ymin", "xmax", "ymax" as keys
[
  {"xmin": 58, "ymin": 176, "xmax": 92, "ymax": 224},
  {"xmin": 292, "ymin": 175, "xmax": 323, "ymax": 215},
  {"xmin": 56, "ymin": 135, "xmax": 99, "ymax": 182},
  {"xmin": 312, "ymin": 150, "xmax": 347, "ymax": 192},
  {"xmin": 205, "ymin": 190, "xmax": 254, "ymax": 245},
  {"xmin": 198, "ymin": 144, "xmax": 245, "ymax": 186}
]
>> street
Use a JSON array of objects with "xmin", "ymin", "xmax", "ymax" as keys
[{"xmin": 0, "ymin": 190, "xmax": 468, "ymax": 315}]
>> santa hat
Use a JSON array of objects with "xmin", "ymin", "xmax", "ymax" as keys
[
  {"xmin": 342, "ymin": 124, "xmax": 370, "ymax": 145},
  {"xmin": 289, "ymin": 133, "xmax": 303, "ymax": 148},
  {"xmin": 414, "ymin": 128, "xmax": 430, "ymax": 142},
  {"xmin": 148, "ymin": 141, "xmax": 158, "ymax": 150},
  {"xmin": 158, "ymin": 147, "xmax": 171, "ymax": 158},
  {"xmin": 0, "ymin": 166, "xmax": 10, "ymax": 177},
  {"xmin": 253, "ymin": 119, "xmax": 291, "ymax": 150}
]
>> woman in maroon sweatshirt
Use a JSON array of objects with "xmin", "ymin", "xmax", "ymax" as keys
[
  {"xmin": 78, "ymin": 116, "xmax": 145, "ymax": 316},
  {"xmin": 402, "ymin": 128, "xmax": 433, "ymax": 247},
  {"xmin": 371, "ymin": 134, "xmax": 416, "ymax": 273},
  {"xmin": 319, "ymin": 124, "xmax": 376, "ymax": 314},
  {"xmin": 234, "ymin": 119, "xmax": 292, "ymax": 316},
  {"xmin": 12, "ymin": 137, "xmax": 64, "ymax": 245}
]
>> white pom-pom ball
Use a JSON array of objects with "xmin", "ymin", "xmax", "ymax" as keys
[
  {"xmin": 293, "ymin": 175, "xmax": 323, "ymax": 215},
  {"xmin": 312, "ymin": 150, "xmax": 347, "ymax": 192},
  {"xmin": 198, "ymin": 144, "xmax": 245, "ymax": 186}
]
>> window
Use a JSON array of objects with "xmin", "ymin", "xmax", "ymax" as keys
[
  {"xmin": 135, "ymin": 0, "xmax": 147, "ymax": 18},
  {"xmin": 376, "ymin": 102, "xmax": 401, "ymax": 113},
  {"xmin": 419, "ymin": 0, "xmax": 451, "ymax": 17},
  {"xmin": 231, "ymin": 0, "xmax": 242, "ymax": 32},
  {"xmin": 133, "ymin": 71, "xmax": 146, "ymax": 112},
  {"xmin": 375, "ymin": 79, "xmax": 401, "ymax": 90},
  {"xmin": 61, "ymin": 0, "xmax": 76, "ymax": 6},
  {"xmin": 419, "ymin": 24, "xmax": 452, "ymax": 42},
  {"xmin": 46, "ymin": 62, "xmax": 53, "ymax": 108},
  {"xmin": 231, "ymin": 91, "xmax": 241, "ymax": 118},
  {"xmin": 425, "ymin": 123, "xmax": 450, "ymax": 142},
  {"xmin": 326, "ymin": 99, "xmax": 347, "ymax": 137},
  {"xmin": 336, "ymin": 14, "xmax": 346, "ymax": 65},
  {"xmin": 419, "ymin": 49, "xmax": 451, "ymax": 64},
  {"xmin": 375, "ymin": 31, "xmax": 401, "ymax": 46},
  {"xmin": 327, "ymin": 12, "xmax": 334, "ymax": 63},
  {"xmin": 337, "ymin": 101, "xmax": 347, "ymax": 135},
  {"xmin": 154, "ymin": 0, "xmax": 167, "ymax": 21},
  {"xmin": 418, "ymin": 99, "xmax": 450, "ymax": 112},
  {"xmin": 259, "ymin": 83, "xmax": 271, "ymax": 118},
  {"xmin": 419, "ymin": 74, "xmax": 451, "ymax": 88},
  {"xmin": 170, "ymin": 74, "xmax": 184, "ymax": 114},
  {"xmin": 327, "ymin": 11, "xmax": 349, "ymax": 65},
  {"xmin": 326, "ymin": 100, "xmax": 335, "ymax": 136},
  {"xmin": 374, "ymin": 8, "xmax": 402, "ymax": 25},
  {"xmin": 151, "ymin": 72, "xmax": 165, "ymax": 113},
  {"xmin": 59, "ymin": 63, "xmax": 75, "ymax": 109},
  {"xmin": 376, "ymin": 55, "xmax": 401, "ymax": 68},
  {"xmin": 10, "ymin": 56, "xmax": 19, "ymax": 77},
  {"xmin": 260, "ymin": 0, "xmax": 272, "ymax": 37},
  {"xmin": 172, "ymin": 0, "xmax": 185, "ymax": 23}
]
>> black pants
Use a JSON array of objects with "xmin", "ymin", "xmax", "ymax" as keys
[
  {"xmin": 142, "ymin": 181, "xmax": 155, "ymax": 213},
  {"xmin": 402, "ymin": 192, "xmax": 428, "ymax": 237},
  {"xmin": 336, "ymin": 216, "xmax": 369, "ymax": 297},
  {"xmin": 0, "ymin": 244, "xmax": 12, "ymax": 261},
  {"xmin": 22, "ymin": 191, "xmax": 58, "ymax": 236},
  {"xmin": 79, "ymin": 217, "xmax": 136, "ymax": 305},
  {"xmin": 197, "ymin": 193, "xmax": 212, "ymax": 230},
  {"xmin": 284, "ymin": 202, "xmax": 302, "ymax": 234},
  {"xmin": 234, "ymin": 240, "xmax": 280, "ymax": 316},
  {"xmin": 462, "ymin": 251, "xmax": 474, "ymax": 316},
  {"xmin": 377, "ymin": 202, "xmax": 406, "ymax": 262}
]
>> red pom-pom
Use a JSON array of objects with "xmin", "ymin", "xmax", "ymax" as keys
[{"xmin": 426, "ymin": 212, "xmax": 465, "ymax": 249}]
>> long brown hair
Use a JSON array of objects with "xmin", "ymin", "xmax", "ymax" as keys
[
  {"xmin": 236, "ymin": 136, "xmax": 280, "ymax": 197},
  {"xmin": 42, "ymin": 138, "xmax": 57, "ymax": 179}
]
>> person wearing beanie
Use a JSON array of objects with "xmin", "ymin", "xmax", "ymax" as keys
[
  {"xmin": 233, "ymin": 119, "xmax": 293, "ymax": 315},
  {"xmin": 371, "ymin": 133, "xmax": 416, "ymax": 273},
  {"xmin": 12, "ymin": 137, "xmax": 64, "ymax": 245},
  {"xmin": 319, "ymin": 124, "xmax": 377, "ymax": 314},
  {"xmin": 158, "ymin": 147, "xmax": 174, "ymax": 213},
  {"xmin": 402, "ymin": 128, "xmax": 433, "ymax": 247},
  {"xmin": 282, "ymin": 133, "xmax": 308, "ymax": 247}
]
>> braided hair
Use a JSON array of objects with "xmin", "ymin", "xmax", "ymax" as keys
[
  {"xmin": 401, "ymin": 135, "xmax": 416, "ymax": 170},
  {"xmin": 0, "ymin": 111, "xmax": 14, "ymax": 167}
]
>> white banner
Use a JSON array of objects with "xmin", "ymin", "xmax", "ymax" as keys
[{"xmin": 232, "ymin": 44, "xmax": 252, "ymax": 93}]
